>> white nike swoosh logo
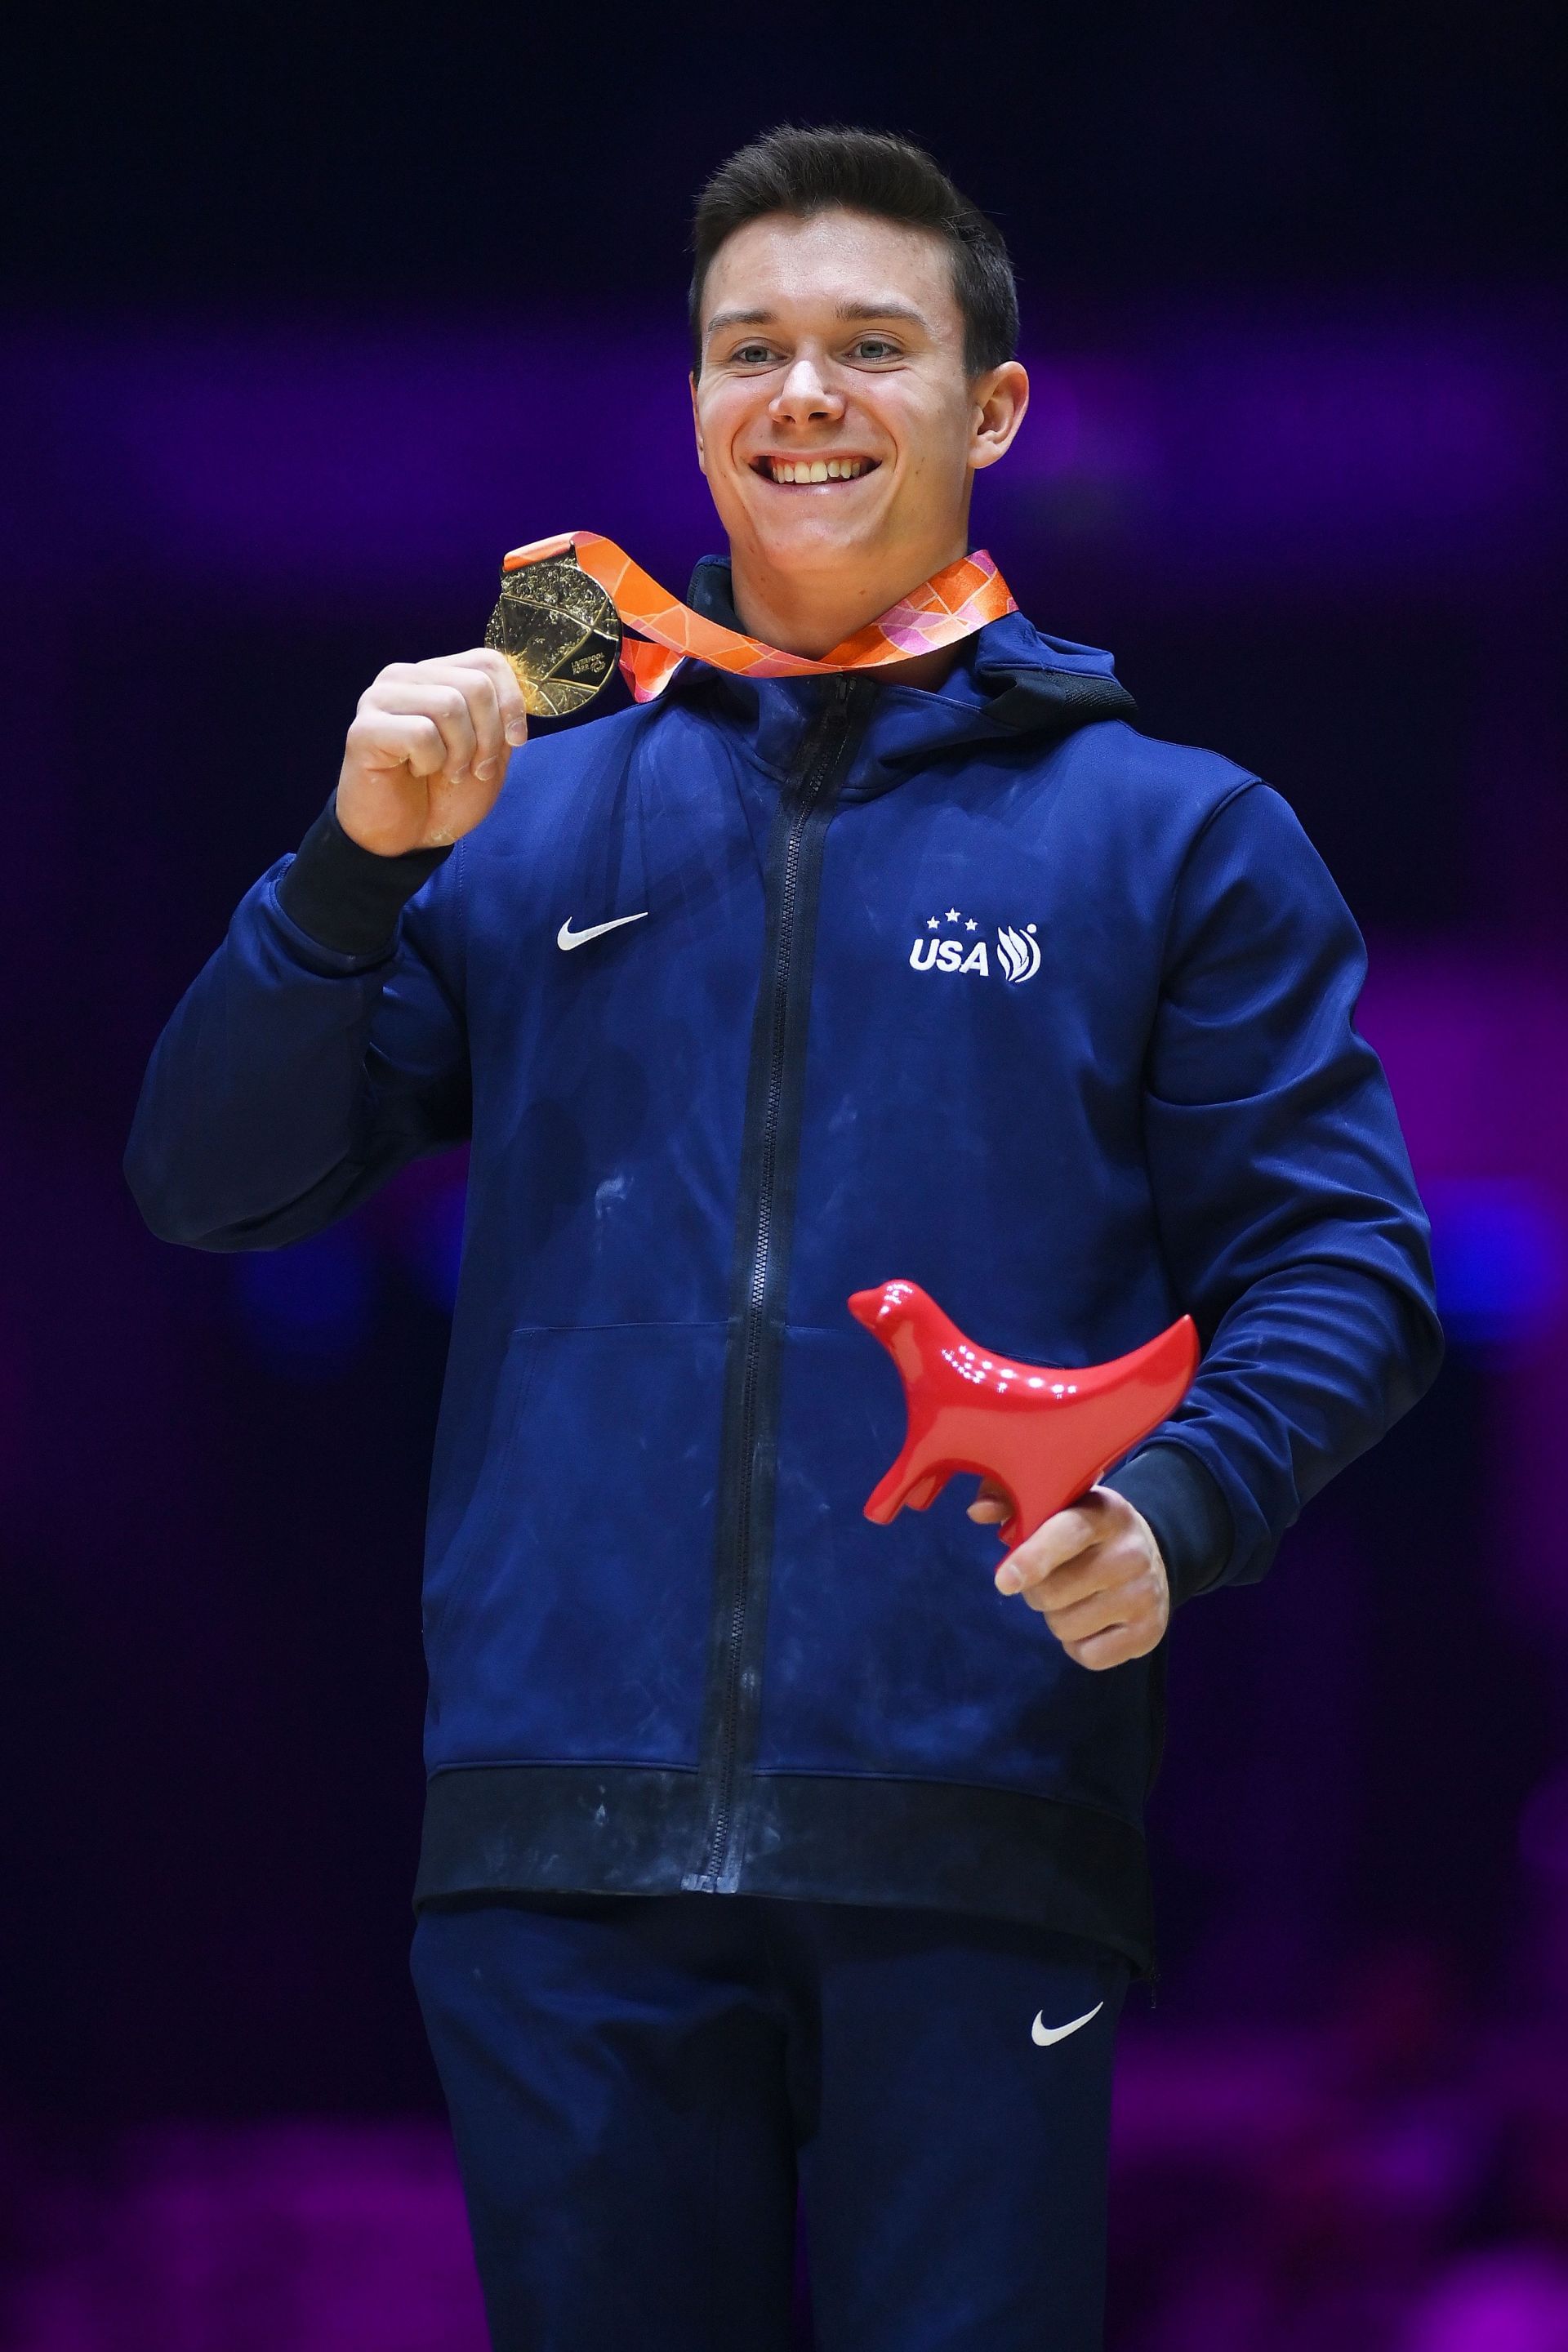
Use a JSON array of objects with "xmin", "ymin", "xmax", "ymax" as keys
[
  {"xmin": 1031, "ymin": 2001, "xmax": 1104, "ymax": 2047},
  {"xmin": 556, "ymin": 911, "xmax": 649, "ymax": 951}
]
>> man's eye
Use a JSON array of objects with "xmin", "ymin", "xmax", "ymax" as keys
[
  {"xmin": 852, "ymin": 338, "xmax": 900, "ymax": 361},
  {"xmin": 730, "ymin": 343, "xmax": 777, "ymax": 365}
]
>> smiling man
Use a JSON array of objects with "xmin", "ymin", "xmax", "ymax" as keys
[
  {"xmin": 692, "ymin": 201, "xmax": 1026, "ymax": 675},
  {"xmin": 126, "ymin": 126, "xmax": 1442, "ymax": 2352}
]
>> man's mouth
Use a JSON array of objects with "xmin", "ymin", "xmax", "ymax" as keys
[{"xmin": 751, "ymin": 455, "xmax": 880, "ymax": 486}]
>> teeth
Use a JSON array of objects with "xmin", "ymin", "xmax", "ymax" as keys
[{"xmin": 767, "ymin": 456, "xmax": 870, "ymax": 483}]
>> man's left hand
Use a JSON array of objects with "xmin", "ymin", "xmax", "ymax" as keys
[{"xmin": 967, "ymin": 1482, "xmax": 1169, "ymax": 1669}]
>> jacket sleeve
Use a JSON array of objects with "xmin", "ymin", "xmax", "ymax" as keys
[
  {"xmin": 1106, "ymin": 778, "xmax": 1443, "ymax": 1600},
  {"xmin": 123, "ymin": 793, "xmax": 470, "ymax": 1250}
]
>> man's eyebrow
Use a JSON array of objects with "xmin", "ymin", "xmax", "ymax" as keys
[
  {"xmin": 703, "ymin": 298, "xmax": 933, "ymax": 345},
  {"xmin": 834, "ymin": 300, "xmax": 929, "ymax": 329},
  {"xmin": 704, "ymin": 307, "xmax": 775, "ymax": 343}
]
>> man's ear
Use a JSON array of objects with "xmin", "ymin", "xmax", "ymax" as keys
[
  {"xmin": 969, "ymin": 361, "xmax": 1030, "ymax": 473},
  {"xmin": 689, "ymin": 372, "xmax": 707, "ymax": 477}
]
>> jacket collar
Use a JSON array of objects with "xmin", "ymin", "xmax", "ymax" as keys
[{"xmin": 663, "ymin": 554, "xmax": 1137, "ymax": 797}]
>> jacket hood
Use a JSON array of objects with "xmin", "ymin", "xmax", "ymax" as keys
[{"xmin": 678, "ymin": 553, "xmax": 1138, "ymax": 748}]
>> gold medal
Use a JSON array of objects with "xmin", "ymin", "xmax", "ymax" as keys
[
  {"xmin": 485, "ymin": 550, "xmax": 621, "ymax": 716},
  {"xmin": 493, "ymin": 532, "xmax": 1018, "ymax": 710}
]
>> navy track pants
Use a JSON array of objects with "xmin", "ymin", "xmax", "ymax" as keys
[{"xmin": 411, "ymin": 1888, "xmax": 1132, "ymax": 2352}]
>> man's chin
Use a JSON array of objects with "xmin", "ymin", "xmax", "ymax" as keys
[{"xmin": 739, "ymin": 512, "xmax": 892, "ymax": 581}]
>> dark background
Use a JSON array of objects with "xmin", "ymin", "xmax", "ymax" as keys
[
  {"xmin": 2, "ymin": 7, "xmax": 1566, "ymax": 2345},
  {"xmin": 7, "ymin": 5, "xmax": 1561, "ymax": 302}
]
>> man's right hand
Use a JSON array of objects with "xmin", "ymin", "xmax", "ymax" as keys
[{"xmin": 336, "ymin": 648, "xmax": 530, "ymax": 856}]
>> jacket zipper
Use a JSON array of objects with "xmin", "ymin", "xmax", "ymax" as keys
[{"xmin": 688, "ymin": 675, "xmax": 858, "ymax": 1892}]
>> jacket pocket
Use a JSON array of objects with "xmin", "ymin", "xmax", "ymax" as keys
[
  {"xmin": 758, "ymin": 1323, "xmax": 1156, "ymax": 1820},
  {"xmin": 423, "ymin": 1320, "xmax": 728, "ymax": 1770},
  {"xmin": 423, "ymin": 1323, "xmax": 545, "ymax": 1642}
]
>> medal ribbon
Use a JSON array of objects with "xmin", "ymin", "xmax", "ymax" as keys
[{"xmin": 502, "ymin": 531, "xmax": 1017, "ymax": 704}]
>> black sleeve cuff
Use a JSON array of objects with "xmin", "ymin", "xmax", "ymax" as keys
[
  {"xmin": 1100, "ymin": 1443, "xmax": 1234, "ymax": 1608},
  {"xmin": 274, "ymin": 790, "xmax": 455, "ymax": 958}
]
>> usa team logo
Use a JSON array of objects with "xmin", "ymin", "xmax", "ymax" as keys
[{"xmin": 908, "ymin": 908, "xmax": 1040, "ymax": 984}]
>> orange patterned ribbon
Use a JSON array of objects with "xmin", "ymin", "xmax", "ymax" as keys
[{"xmin": 501, "ymin": 531, "xmax": 1017, "ymax": 704}]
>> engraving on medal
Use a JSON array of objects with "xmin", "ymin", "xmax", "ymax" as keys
[{"xmin": 485, "ymin": 553, "xmax": 621, "ymax": 717}]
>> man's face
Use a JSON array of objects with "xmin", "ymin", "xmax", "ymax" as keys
[{"xmin": 691, "ymin": 207, "xmax": 1025, "ymax": 593}]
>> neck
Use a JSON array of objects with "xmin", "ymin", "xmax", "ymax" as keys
[{"xmin": 728, "ymin": 529, "xmax": 970, "ymax": 672}]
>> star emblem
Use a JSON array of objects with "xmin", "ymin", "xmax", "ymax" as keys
[
  {"xmin": 965, "ymin": 918, "xmax": 977, "ymax": 931},
  {"xmin": 926, "ymin": 915, "xmax": 940, "ymax": 929},
  {"xmin": 945, "ymin": 906, "xmax": 960, "ymax": 922}
]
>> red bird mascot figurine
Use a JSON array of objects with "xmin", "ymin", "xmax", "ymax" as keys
[{"xmin": 848, "ymin": 1281, "xmax": 1200, "ymax": 1551}]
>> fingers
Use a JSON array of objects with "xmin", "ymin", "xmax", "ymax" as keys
[
  {"xmin": 363, "ymin": 650, "xmax": 528, "ymax": 785},
  {"xmin": 1064, "ymin": 1621, "xmax": 1147, "ymax": 1671},
  {"xmin": 470, "ymin": 645, "xmax": 530, "ymax": 750},
  {"xmin": 994, "ymin": 1497, "xmax": 1106, "ymax": 1594},
  {"xmin": 966, "ymin": 1474, "xmax": 1012, "ymax": 1524},
  {"xmin": 456, "ymin": 647, "xmax": 529, "ymax": 758},
  {"xmin": 1048, "ymin": 1568, "xmax": 1156, "ymax": 1640},
  {"xmin": 344, "ymin": 708, "xmax": 451, "ymax": 781},
  {"xmin": 989, "ymin": 1486, "xmax": 1169, "ymax": 1672},
  {"xmin": 370, "ymin": 678, "xmax": 479, "ymax": 781}
]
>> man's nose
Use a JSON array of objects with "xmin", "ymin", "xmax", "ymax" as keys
[{"xmin": 768, "ymin": 356, "xmax": 845, "ymax": 426}]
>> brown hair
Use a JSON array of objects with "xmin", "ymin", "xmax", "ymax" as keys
[{"xmin": 689, "ymin": 124, "xmax": 1018, "ymax": 376}]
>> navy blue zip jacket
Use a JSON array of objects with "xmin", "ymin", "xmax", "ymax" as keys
[{"xmin": 124, "ymin": 560, "xmax": 1443, "ymax": 1988}]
